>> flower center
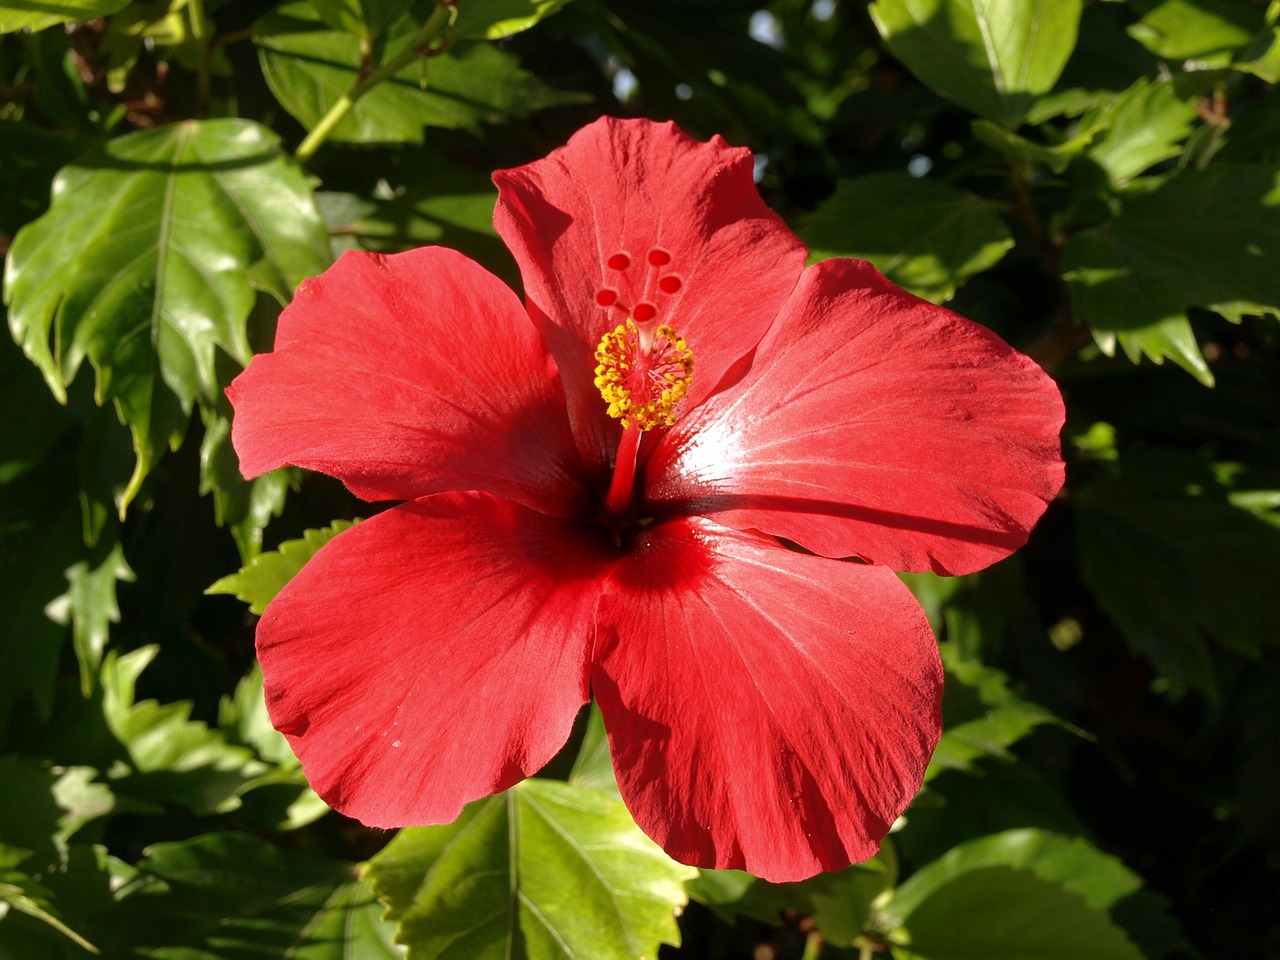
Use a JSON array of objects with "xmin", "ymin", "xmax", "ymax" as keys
[{"xmin": 593, "ymin": 319, "xmax": 694, "ymax": 430}]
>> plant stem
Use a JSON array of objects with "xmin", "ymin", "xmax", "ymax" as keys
[
  {"xmin": 188, "ymin": 0, "xmax": 212, "ymax": 116},
  {"xmin": 800, "ymin": 932, "xmax": 824, "ymax": 960},
  {"xmin": 294, "ymin": 3, "xmax": 453, "ymax": 165}
]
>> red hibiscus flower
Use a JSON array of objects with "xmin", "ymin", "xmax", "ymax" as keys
[{"xmin": 227, "ymin": 117, "xmax": 1064, "ymax": 882}]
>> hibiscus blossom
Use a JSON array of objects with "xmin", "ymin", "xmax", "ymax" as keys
[{"xmin": 227, "ymin": 117, "xmax": 1064, "ymax": 882}]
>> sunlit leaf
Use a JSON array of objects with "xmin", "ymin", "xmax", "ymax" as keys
[
  {"xmin": 450, "ymin": 0, "xmax": 575, "ymax": 40},
  {"xmin": 971, "ymin": 119, "xmax": 1100, "ymax": 174},
  {"xmin": 799, "ymin": 172, "xmax": 1013, "ymax": 303},
  {"xmin": 869, "ymin": 0, "xmax": 1083, "ymax": 126},
  {"xmin": 318, "ymin": 151, "xmax": 508, "ymax": 279},
  {"xmin": 366, "ymin": 779, "xmax": 694, "ymax": 960},
  {"xmin": 105, "ymin": 833, "xmax": 399, "ymax": 959},
  {"xmin": 567, "ymin": 701, "xmax": 620, "ymax": 798},
  {"xmin": 43, "ymin": 540, "xmax": 133, "ymax": 695},
  {"xmin": 1062, "ymin": 163, "xmax": 1280, "ymax": 386},
  {"xmin": 0, "ymin": 0, "xmax": 130, "ymax": 33},
  {"xmin": 1078, "ymin": 77, "xmax": 1197, "ymax": 185},
  {"xmin": 885, "ymin": 829, "xmax": 1141, "ymax": 924},
  {"xmin": 254, "ymin": 3, "xmax": 588, "ymax": 144},
  {"xmin": 207, "ymin": 520, "xmax": 357, "ymax": 615},
  {"xmin": 199, "ymin": 404, "xmax": 295, "ymax": 562},
  {"xmin": 0, "ymin": 848, "xmax": 99, "ymax": 957},
  {"xmin": 925, "ymin": 643, "xmax": 1076, "ymax": 782},
  {"xmin": 100, "ymin": 647, "xmax": 273, "ymax": 815},
  {"xmin": 0, "ymin": 757, "xmax": 114, "ymax": 868},
  {"xmin": 888, "ymin": 866, "xmax": 1146, "ymax": 960},
  {"xmin": 1127, "ymin": 0, "xmax": 1265, "ymax": 66},
  {"xmin": 1236, "ymin": 23, "xmax": 1280, "ymax": 81},
  {"xmin": 685, "ymin": 849, "xmax": 896, "ymax": 945},
  {"xmin": 3, "ymin": 119, "xmax": 331, "ymax": 506},
  {"xmin": 311, "ymin": 0, "xmax": 413, "ymax": 39}
]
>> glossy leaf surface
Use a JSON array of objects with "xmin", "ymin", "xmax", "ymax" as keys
[
  {"xmin": 870, "ymin": 0, "xmax": 1083, "ymax": 126},
  {"xmin": 366, "ymin": 779, "xmax": 694, "ymax": 960},
  {"xmin": 4, "ymin": 119, "xmax": 330, "ymax": 502}
]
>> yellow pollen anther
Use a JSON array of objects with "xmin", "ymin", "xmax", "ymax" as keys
[{"xmin": 593, "ymin": 318, "xmax": 694, "ymax": 430}]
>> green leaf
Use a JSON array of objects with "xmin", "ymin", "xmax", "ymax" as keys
[
  {"xmin": 100, "ymin": 647, "xmax": 273, "ymax": 815},
  {"xmin": 3, "ymin": 119, "xmax": 331, "ymax": 507},
  {"xmin": 901, "ymin": 558, "xmax": 1027, "ymax": 662},
  {"xmin": 888, "ymin": 866, "xmax": 1146, "ymax": 960},
  {"xmin": 567, "ymin": 701, "xmax": 621, "ymax": 798},
  {"xmin": 686, "ymin": 849, "xmax": 897, "ymax": 944},
  {"xmin": 0, "ymin": 850, "xmax": 100, "ymax": 957},
  {"xmin": 199, "ymin": 404, "xmax": 295, "ymax": 561},
  {"xmin": 0, "ymin": 0, "xmax": 130, "ymax": 33},
  {"xmin": 926, "ymin": 643, "xmax": 1076, "ymax": 782},
  {"xmin": 107, "ymin": 832, "xmax": 399, "ymax": 959},
  {"xmin": 0, "ymin": 757, "xmax": 114, "ymax": 867},
  {"xmin": 43, "ymin": 539, "xmax": 133, "ymax": 696},
  {"xmin": 971, "ymin": 118, "xmax": 1100, "ymax": 174},
  {"xmin": 808, "ymin": 848, "xmax": 899, "ymax": 948},
  {"xmin": 868, "ymin": 0, "xmax": 1083, "ymax": 126},
  {"xmin": 1127, "ymin": 0, "xmax": 1265, "ymax": 66},
  {"xmin": 799, "ymin": 172, "xmax": 1013, "ymax": 303},
  {"xmin": 311, "ymin": 0, "xmax": 413, "ymax": 39},
  {"xmin": 366, "ymin": 779, "xmax": 694, "ymax": 960},
  {"xmin": 1236, "ymin": 23, "xmax": 1280, "ymax": 81},
  {"xmin": 897, "ymin": 760, "xmax": 1089, "ymax": 871},
  {"xmin": 219, "ymin": 661, "xmax": 297, "ymax": 769},
  {"xmin": 0, "ymin": 842, "xmax": 123, "ymax": 958},
  {"xmin": 884, "ymin": 829, "xmax": 1144, "ymax": 925},
  {"xmin": 1075, "ymin": 448, "xmax": 1280, "ymax": 699},
  {"xmin": 1023, "ymin": 4, "xmax": 1163, "ymax": 123},
  {"xmin": 1078, "ymin": 77, "xmax": 1198, "ymax": 185},
  {"xmin": 254, "ymin": 3, "xmax": 588, "ymax": 143},
  {"xmin": 1062, "ymin": 163, "xmax": 1280, "ymax": 386},
  {"xmin": 207, "ymin": 520, "xmax": 357, "ymax": 615},
  {"xmin": 449, "ymin": 0, "xmax": 575, "ymax": 40},
  {"xmin": 318, "ymin": 150, "xmax": 510, "ymax": 281},
  {"xmin": 217, "ymin": 665, "xmax": 328, "ymax": 832}
]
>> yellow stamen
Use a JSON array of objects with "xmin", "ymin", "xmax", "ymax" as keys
[{"xmin": 594, "ymin": 319, "xmax": 694, "ymax": 429}]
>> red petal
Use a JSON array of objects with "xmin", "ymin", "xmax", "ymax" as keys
[
  {"xmin": 593, "ymin": 518, "xmax": 942, "ymax": 882},
  {"xmin": 647, "ymin": 259, "xmax": 1065, "ymax": 575},
  {"xmin": 256, "ymin": 493, "xmax": 602, "ymax": 827},
  {"xmin": 228, "ymin": 247, "xmax": 586, "ymax": 514},
  {"xmin": 494, "ymin": 118, "xmax": 807, "ymax": 466}
]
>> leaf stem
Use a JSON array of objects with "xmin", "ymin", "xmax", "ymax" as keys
[
  {"xmin": 294, "ymin": 3, "xmax": 454, "ymax": 165},
  {"xmin": 801, "ymin": 932, "xmax": 824, "ymax": 960}
]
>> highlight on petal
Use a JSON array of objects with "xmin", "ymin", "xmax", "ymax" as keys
[
  {"xmin": 256, "ymin": 493, "xmax": 603, "ymax": 828},
  {"xmin": 592, "ymin": 517, "xmax": 942, "ymax": 882},
  {"xmin": 494, "ymin": 117, "xmax": 808, "ymax": 460},
  {"xmin": 228, "ymin": 247, "xmax": 586, "ymax": 515},
  {"xmin": 647, "ymin": 257, "xmax": 1066, "ymax": 575}
]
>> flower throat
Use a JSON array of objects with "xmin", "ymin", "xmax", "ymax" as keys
[{"xmin": 594, "ymin": 317, "xmax": 694, "ymax": 520}]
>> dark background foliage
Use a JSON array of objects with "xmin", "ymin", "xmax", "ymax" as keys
[{"xmin": 2, "ymin": 0, "xmax": 1278, "ymax": 957}]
